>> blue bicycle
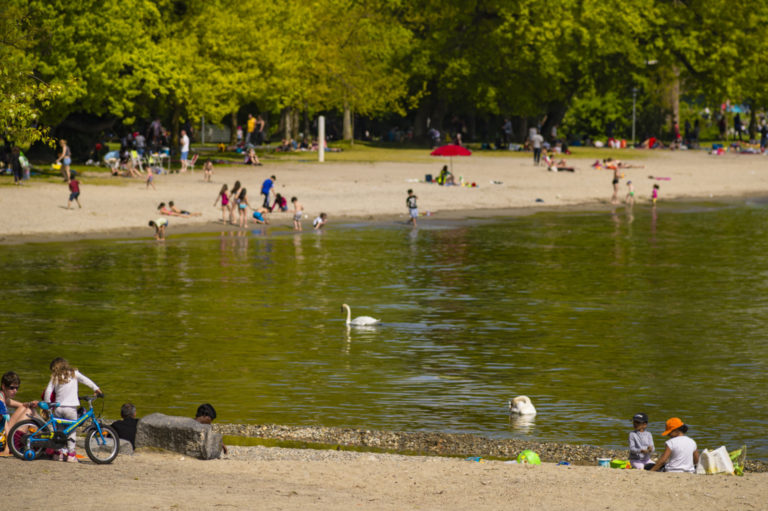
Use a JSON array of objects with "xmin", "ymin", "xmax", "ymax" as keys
[{"xmin": 8, "ymin": 395, "xmax": 119, "ymax": 464}]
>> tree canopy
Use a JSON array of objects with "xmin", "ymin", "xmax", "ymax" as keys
[{"xmin": 2, "ymin": 0, "xmax": 766, "ymax": 147}]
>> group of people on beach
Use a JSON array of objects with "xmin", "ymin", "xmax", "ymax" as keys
[
  {"xmin": 629, "ymin": 412, "xmax": 699, "ymax": 473},
  {"xmin": 1, "ymin": 360, "xmax": 101, "ymax": 462},
  {"xmin": 1, "ymin": 365, "xmax": 225, "ymax": 461}
]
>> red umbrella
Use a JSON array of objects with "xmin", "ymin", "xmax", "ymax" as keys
[{"xmin": 430, "ymin": 144, "xmax": 471, "ymax": 174}]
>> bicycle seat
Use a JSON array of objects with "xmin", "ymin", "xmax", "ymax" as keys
[{"xmin": 39, "ymin": 402, "xmax": 60, "ymax": 410}]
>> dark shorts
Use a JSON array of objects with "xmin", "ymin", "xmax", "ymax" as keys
[{"xmin": 69, "ymin": 192, "xmax": 80, "ymax": 201}]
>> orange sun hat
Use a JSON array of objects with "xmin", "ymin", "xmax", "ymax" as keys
[{"xmin": 662, "ymin": 417, "xmax": 685, "ymax": 436}]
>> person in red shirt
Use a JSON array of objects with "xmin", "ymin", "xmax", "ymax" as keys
[{"xmin": 67, "ymin": 172, "xmax": 81, "ymax": 209}]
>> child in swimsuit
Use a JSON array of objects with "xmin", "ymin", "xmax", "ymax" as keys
[
  {"xmin": 625, "ymin": 180, "xmax": 635, "ymax": 206},
  {"xmin": 291, "ymin": 196, "xmax": 303, "ymax": 231},
  {"xmin": 237, "ymin": 188, "xmax": 250, "ymax": 228},
  {"xmin": 228, "ymin": 181, "xmax": 241, "ymax": 224},
  {"xmin": 652, "ymin": 184, "xmax": 660, "ymax": 204},
  {"xmin": 213, "ymin": 184, "xmax": 229, "ymax": 221},
  {"xmin": 203, "ymin": 159, "xmax": 213, "ymax": 183}
]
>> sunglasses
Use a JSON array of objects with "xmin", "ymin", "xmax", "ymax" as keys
[{"xmin": 8, "ymin": 386, "xmax": 19, "ymax": 390}]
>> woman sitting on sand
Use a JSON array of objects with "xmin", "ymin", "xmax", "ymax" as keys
[
  {"xmin": 650, "ymin": 417, "xmax": 699, "ymax": 473},
  {"xmin": 544, "ymin": 152, "xmax": 575, "ymax": 172}
]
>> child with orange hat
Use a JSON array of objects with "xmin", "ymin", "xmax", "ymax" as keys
[{"xmin": 650, "ymin": 417, "xmax": 699, "ymax": 473}]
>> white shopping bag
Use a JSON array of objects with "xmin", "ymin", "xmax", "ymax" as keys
[{"xmin": 696, "ymin": 446, "xmax": 735, "ymax": 475}]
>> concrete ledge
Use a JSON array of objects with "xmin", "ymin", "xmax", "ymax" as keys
[{"xmin": 136, "ymin": 413, "xmax": 222, "ymax": 460}]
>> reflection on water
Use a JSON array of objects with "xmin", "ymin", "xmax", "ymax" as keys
[
  {"xmin": 2, "ymin": 200, "xmax": 768, "ymax": 459},
  {"xmin": 509, "ymin": 414, "xmax": 536, "ymax": 435}
]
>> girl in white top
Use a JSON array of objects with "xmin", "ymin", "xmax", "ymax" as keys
[
  {"xmin": 43, "ymin": 358, "xmax": 102, "ymax": 462},
  {"xmin": 650, "ymin": 417, "xmax": 699, "ymax": 473}
]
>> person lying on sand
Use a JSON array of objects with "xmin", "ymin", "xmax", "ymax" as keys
[
  {"xmin": 603, "ymin": 158, "xmax": 645, "ymax": 170},
  {"xmin": 158, "ymin": 202, "xmax": 184, "ymax": 216},
  {"xmin": 168, "ymin": 201, "xmax": 202, "ymax": 216}
]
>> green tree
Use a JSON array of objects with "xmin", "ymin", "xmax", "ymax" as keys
[{"xmin": 0, "ymin": 0, "xmax": 62, "ymax": 147}]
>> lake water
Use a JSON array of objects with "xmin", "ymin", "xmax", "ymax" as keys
[{"xmin": 3, "ymin": 200, "xmax": 768, "ymax": 459}]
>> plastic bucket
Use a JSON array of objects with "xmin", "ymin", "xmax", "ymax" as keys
[{"xmin": 597, "ymin": 458, "xmax": 611, "ymax": 468}]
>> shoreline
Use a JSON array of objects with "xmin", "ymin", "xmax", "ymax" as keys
[
  {"xmin": 1, "ymin": 192, "xmax": 765, "ymax": 246},
  {"xmin": 214, "ymin": 422, "xmax": 768, "ymax": 472},
  {"xmin": 2, "ymin": 151, "xmax": 768, "ymax": 244}
]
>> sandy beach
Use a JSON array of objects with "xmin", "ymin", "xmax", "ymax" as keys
[
  {"xmin": 3, "ymin": 446, "xmax": 767, "ymax": 510},
  {"xmin": 4, "ymin": 149, "xmax": 768, "ymax": 509},
  {"xmin": 2, "ymin": 149, "xmax": 768, "ymax": 242}
]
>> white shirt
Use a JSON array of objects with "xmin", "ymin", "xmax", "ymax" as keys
[
  {"xmin": 181, "ymin": 134, "xmax": 190, "ymax": 152},
  {"xmin": 532, "ymin": 134, "xmax": 544, "ymax": 149},
  {"xmin": 44, "ymin": 370, "xmax": 100, "ymax": 407},
  {"xmin": 665, "ymin": 435, "xmax": 697, "ymax": 473}
]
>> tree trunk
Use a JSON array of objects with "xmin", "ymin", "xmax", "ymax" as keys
[
  {"xmin": 343, "ymin": 102, "xmax": 354, "ymax": 143},
  {"xmin": 171, "ymin": 100, "xmax": 181, "ymax": 157},
  {"xmin": 413, "ymin": 103, "xmax": 428, "ymax": 141},
  {"xmin": 291, "ymin": 108, "xmax": 300, "ymax": 141},
  {"xmin": 303, "ymin": 106, "xmax": 310, "ymax": 142},
  {"xmin": 281, "ymin": 107, "xmax": 292, "ymax": 141},
  {"xmin": 230, "ymin": 111, "xmax": 237, "ymax": 145}
]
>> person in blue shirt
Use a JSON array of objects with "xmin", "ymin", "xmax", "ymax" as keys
[{"xmin": 261, "ymin": 175, "xmax": 276, "ymax": 208}]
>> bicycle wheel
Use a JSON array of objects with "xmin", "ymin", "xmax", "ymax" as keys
[
  {"xmin": 8, "ymin": 419, "xmax": 48, "ymax": 460},
  {"xmin": 84, "ymin": 425, "xmax": 119, "ymax": 464}
]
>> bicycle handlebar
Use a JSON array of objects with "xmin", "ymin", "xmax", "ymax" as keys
[{"xmin": 79, "ymin": 394, "xmax": 104, "ymax": 402}]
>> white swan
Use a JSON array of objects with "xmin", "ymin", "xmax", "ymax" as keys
[
  {"xmin": 509, "ymin": 395, "xmax": 537, "ymax": 416},
  {"xmin": 341, "ymin": 303, "xmax": 380, "ymax": 326}
]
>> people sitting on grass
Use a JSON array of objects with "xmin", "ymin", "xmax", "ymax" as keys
[{"xmin": 244, "ymin": 148, "xmax": 262, "ymax": 166}]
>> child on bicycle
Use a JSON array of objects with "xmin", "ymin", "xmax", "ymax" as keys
[{"xmin": 43, "ymin": 358, "xmax": 102, "ymax": 463}]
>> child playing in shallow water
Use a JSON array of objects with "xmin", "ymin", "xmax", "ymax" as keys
[
  {"xmin": 291, "ymin": 196, "xmax": 303, "ymax": 231},
  {"xmin": 628, "ymin": 412, "xmax": 655, "ymax": 469},
  {"xmin": 625, "ymin": 180, "xmax": 635, "ymax": 206},
  {"xmin": 43, "ymin": 358, "xmax": 102, "ymax": 462},
  {"xmin": 652, "ymin": 184, "xmax": 660, "ymax": 204}
]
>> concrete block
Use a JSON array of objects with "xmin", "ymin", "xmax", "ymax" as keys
[{"xmin": 135, "ymin": 413, "xmax": 222, "ymax": 460}]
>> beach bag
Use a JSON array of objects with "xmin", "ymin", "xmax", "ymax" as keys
[
  {"xmin": 729, "ymin": 446, "xmax": 747, "ymax": 476},
  {"xmin": 695, "ymin": 446, "xmax": 734, "ymax": 475}
]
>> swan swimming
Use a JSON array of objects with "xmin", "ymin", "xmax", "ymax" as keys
[
  {"xmin": 341, "ymin": 303, "xmax": 380, "ymax": 326},
  {"xmin": 509, "ymin": 395, "xmax": 537, "ymax": 416}
]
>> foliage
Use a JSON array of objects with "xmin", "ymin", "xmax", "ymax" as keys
[
  {"xmin": 0, "ymin": 0, "xmax": 62, "ymax": 147},
  {"xmin": 5, "ymin": 0, "xmax": 768, "ymax": 144}
]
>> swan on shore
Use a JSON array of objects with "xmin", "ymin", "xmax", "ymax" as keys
[
  {"xmin": 341, "ymin": 303, "xmax": 380, "ymax": 326},
  {"xmin": 509, "ymin": 395, "xmax": 537, "ymax": 416}
]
